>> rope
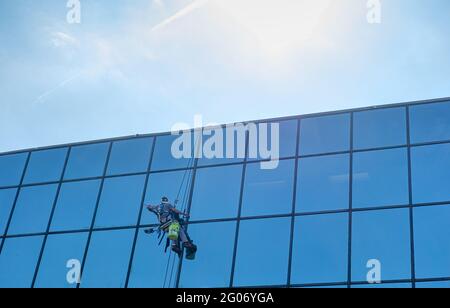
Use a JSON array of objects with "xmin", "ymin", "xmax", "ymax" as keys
[
  {"xmin": 168, "ymin": 250, "xmax": 177, "ymax": 287},
  {"xmin": 162, "ymin": 250, "xmax": 173, "ymax": 288},
  {"xmin": 181, "ymin": 166, "xmax": 193, "ymax": 213},
  {"xmin": 177, "ymin": 134, "xmax": 199, "ymax": 213},
  {"xmin": 175, "ymin": 159, "xmax": 191, "ymax": 205},
  {"xmin": 162, "ymin": 171, "xmax": 190, "ymax": 288},
  {"xmin": 162, "ymin": 135, "xmax": 199, "ymax": 288}
]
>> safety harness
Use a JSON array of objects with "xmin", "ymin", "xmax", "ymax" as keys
[{"xmin": 146, "ymin": 205, "xmax": 186, "ymax": 254}]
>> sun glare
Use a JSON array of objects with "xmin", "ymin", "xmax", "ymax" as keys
[{"xmin": 213, "ymin": 0, "xmax": 334, "ymax": 60}]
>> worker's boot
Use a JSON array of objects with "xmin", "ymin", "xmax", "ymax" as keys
[
  {"xmin": 185, "ymin": 242, "xmax": 197, "ymax": 260},
  {"xmin": 183, "ymin": 241, "xmax": 195, "ymax": 249}
]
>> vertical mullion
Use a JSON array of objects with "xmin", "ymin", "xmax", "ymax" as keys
[
  {"xmin": 286, "ymin": 119, "xmax": 301, "ymax": 287},
  {"xmin": 229, "ymin": 130, "xmax": 250, "ymax": 287},
  {"xmin": 124, "ymin": 138, "xmax": 156, "ymax": 288},
  {"xmin": 406, "ymin": 106, "xmax": 416, "ymax": 288},
  {"xmin": 76, "ymin": 142, "xmax": 113, "ymax": 288},
  {"xmin": 31, "ymin": 147, "xmax": 72, "ymax": 288},
  {"xmin": 175, "ymin": 132, "xmax": 200, "ymax": 288},
  {"xmin": 0, "ymin": 152, "xmax": 31, "ymax": 254},
  {"xmin": 347, "ymin": 112, "xmax": 354, "ymax": 288}
]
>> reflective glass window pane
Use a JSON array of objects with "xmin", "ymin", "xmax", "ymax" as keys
[
  {"xmin": 198, "ymin": 127, "xmax": 244, "ymax": 166},
  {"xmin": 141, "ymin": 170, "xmax": 192, "ymax": 225},
  {"xmin": 412, "ymin": 144, "xmax": 450, "ymax": 204},
  {"xmin": 296, "ymin": 154, "xmax": 349, "ymax": 213},
  {"xmin": 81, "ymin": 229, "xmax": 134, "ymax": 288},
  {"xmin": 64, "ymin": 143, "xmax": 109, "ymax": 180},
  {"xmin": 410, "ymin": 101, "xmax": 450, "ymax": 143},
  {"xmin": 180, "ymin": 221, "xmax": 236, "ymax": 288},
  {"xmin": 0, "ymin": 153, "xmax": 27, "ymax": 187},
  {"xmin": 128, "ymin": 228, "xmax": 175, "ymax": 288},
  {"xmin": 353, "ymin": 148, "xmax": 409, "ymax": 208},
  {"xmin": 351, "ymin": 283, "xmax": 412, "ymax": 288},
  {"xmin": 95, "ymin": 175, "xmax": 146, "ymax": 228},
  {"xmin": 241, "ymin": 160, "xmax": 295, "ymax": 217},
  {"xmin": 291, "ymin": 213, "xmax": 348, "ymax": 284},
  {"xmin": 107, "ymin": 138, "xmax": 153, "ymax": 175},
  {"xmin": 0, "ymin": 189, "xmax": 17, "ymax": 235},
  {"xmin": 8, "ymin": 185, "xmax": 58, "ymax": 235},
  {"xmin": 35, "ymin": 232, "xmax": 88, "ymax": 288},
  {"xmin": 416, "ymin": 281, "xmax": 450, "ymax": 288},
  {"xmin": 354, "ymin": 107, "xmax": 406, "ymax": 150},
  {"xmin": 247, "ymin": 120, "xmax": 298, "ymax": 160},
  {"xmin": 151, "ymin": 134, "xmax": 195, "ymax": 171},
  {"xmin": 299, "ymin": 114, "xmax": 350, "ymax": 156},
  {"xmin": 190, "ymin": 165, "xmax": 242, "ymax": 221},
  {"xmin": 0, "ymin": 236, "xmax": 44, "ymax": 288},
  {"xmin": 352, "ymin": 209, "xmax": 411, "ymax": 282},
  {"xmin": 234, "ymin": 217, "xmax": 290, "ymax": 286},
  {"xmin": 23, "ymin": 148, "xmax": 68, "ymax": 184},
  {"xmin": 50, "ymin": 180, "xmax": 101, "ymax": 232},
  {"xmin": 414, "ymin": 205, "xmax": 450, "ymax": 279}
]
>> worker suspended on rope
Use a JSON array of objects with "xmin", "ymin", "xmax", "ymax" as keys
[{"xmin": 144, "ymin": 196, "xmax": 197, "ymax": 259}]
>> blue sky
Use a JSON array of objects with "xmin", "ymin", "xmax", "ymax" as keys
[{"xmin": 0, "ymin": 0, "xmax": 449, "ymax": 153}]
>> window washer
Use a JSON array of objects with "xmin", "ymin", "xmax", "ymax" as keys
[{"xmin": 145, "ymin": 197, "xmax": 197, "ymax": 259}]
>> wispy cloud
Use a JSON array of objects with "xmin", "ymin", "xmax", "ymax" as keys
[
  {"xmin": 151, "ymin": 0, "xmax": 210, "ymax": 32},
  {"xmin": 51, "ymin": 31, "xmax": 78, "ymax": 48},
  {"xmin": 35, "ymin": 0, "xmax": 341, "ymax": 96},
  {"xmin": 33, "ymin": 72, "xmax": 82, "ymax": 105},
  {"xmin": 36, "ymin": 0, "xmax": 341, "ymax": 106}
]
